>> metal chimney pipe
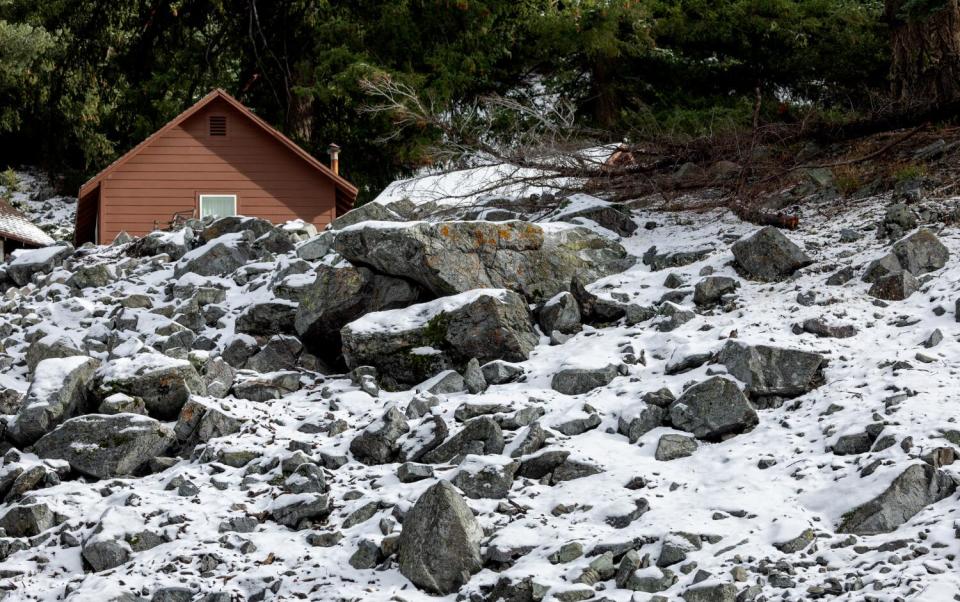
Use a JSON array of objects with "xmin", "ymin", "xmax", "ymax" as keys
[{"xmin": 328, "ymin": 143, "xmax": 341, "ymax": 175}]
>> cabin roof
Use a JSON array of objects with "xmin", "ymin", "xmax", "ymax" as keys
[{"xmin": 0, "ymin": 199, "xmax": 55, "ymax": 247}]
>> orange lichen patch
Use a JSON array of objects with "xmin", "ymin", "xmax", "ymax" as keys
[
  {"xmin": 498, "ymin": 228, "xmax": 512, "ymax": 240},
  {"xmin": 440, "ymin": 224, "xmax": 451, "ymax": 237}
]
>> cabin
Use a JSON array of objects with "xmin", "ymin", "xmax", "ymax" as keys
[
  {"xmin": 75, "ymin": 89, "xmax": 357, "ymax": 245},
  {"xmin": 0, "ymin": 199, "xmax": 55, "ymax": 260}
]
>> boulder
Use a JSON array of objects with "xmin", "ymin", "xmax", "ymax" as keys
[
  {"xmin": 642, "ymin": 246, "xmax": 713, "ymax": 271},
  {"xmin": 861, "ymin": 252, "xmax": 902, "ymax": 283},
  {"xmin": 270, "ymin": 494, "xmax": 330, "ymax": 528},
  {"xmin": 328, "ymin": 202, "xmax": 406, "ymax": 230},
  {"xmin": 693, "ymin": 276, "xmax": 739, "ymax": 307},
  {"xmin": 294, "ymin": 264, "xmax": 421, "ymax": 358},
  {"xmin": 450, "ymin": 455, "xmax": 519, "ymax": 499},
  {"xmin": 232, "ymin": 370, "xmax": 300, "ymax": 401},
  {"xmin": 333, "ymin": 221, "xmax": 634, "ymax": 302},
  {"xmin": 731, "ymin": 226, "xmax": 812, "ymax": 282},
  {"xmin": 480, "ymin": 360, "xmax": 525, "ymax": 385},
  {"xmin": 618, "ymin": 404, "xmax": 666, "ymax": 443},
  {"xmin": 8, "ymin": 356, "xmax": 100, "ymax": 446},
  {"xmin": 33, "ymin": 414, "xmax": 175, "ymax": 479},
  {"xmin": 68, "ymin": 264, "xmax": 117, "ymax": 289},
  {"xmin": 669, "ymin": 377, "xmax": 758, "ymax": 441},
  {"xmin": 551, "ymin": 364, "xmax": 620, "ymax": 395},
  {"xmin": 128, "ymin": 228, "xmax": 194, "ymax": 260},
  {"xmin": 421, "ymin": 416, "xmax": 504, "ymax": 464},
  {"xmin": 173, "ymin": 233, "xmax": 256, "ymax": 278},
  {"xmin": 295, "ymin": 231, "xmax": 336, "ymax": 260},
  {"xmin": 0, "ymin": 501, "xmax": 57, "ymax": 537},
  {"xmin": 538, "ymin": 291, "xmax": 581, "ymax": 335},
  {"xmin": 837, "ymin": 463, "xmax": 957, "ymax": 535},
  {"xmin": 25, "ymin": 334, "xmax": 84, "ymax": 373},
  {"xmin": 869, "ymin": 271, "xmax": 919, "ymax": 301},
  {"xmin": 350, "ymin": 406, "xmax": 410, "ymax": 465},
  {"xmin": 244, "ymin": 335, "xmax": 302, "ymax": 373},
  {"xmin": 341, "ymin": 289, "xmax": 537, "ymax": 388},
  {"xmin": 715, "ymin": 340, "xmax": 826, "ymax": 400},
  {"xmin": 557, "ymin": 203, "xmax": 637, "ymax": 237},
  {"xmin": 398, "ymin": 480, "xmax": 483, "ymax": 594},
  {"xmin": 655, "ymin": 433, "xmax": 698, "ymax": 461},
  {"xmin": 202, "ymin": 216, "xmax": 273, "ymax": 241},
  {"xmin": 97, "ymin": 354, "xmax": 205, "ymax": 420},
  {"xmin": 174, "ymin": 397, "xmax": 242, "ymax": 448},
  {"xmin": 7, "ymin": 244, "xmax": 73, "ymax": 286},
  {"xmin": 682, "ymin": 583, "xmax": 737, "ymax": 602},
  {"xmin": 891, "ymin": 228, "xmax": 949, "ymax": 275},
  {"xmin": 235, "ymin": 300, "xmax": 298, "ymax": 336}
]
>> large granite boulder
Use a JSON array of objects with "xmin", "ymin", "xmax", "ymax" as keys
[
  {"xmin": 8, "ymin": 244, "xmax": 73, "ymax": 286},
  {"xmin": 33, "ymin": 413, "xmax": 175, "ymax": 479},
  {"xmin": 669, "ymin": 377, "xmax": 758, "ymax": 441},
  {"xmin": 235, "ymin": 300, "xmax": 298, "ymax": 336},
  {"xmin": 173, "ymin": 233, "xmax": 256, "ymax": 278},
  {"xmin": 333, "ymin": 221, "xmax": 634, "ymax": 302},
  {"xmin": 341, "ymin": 289, "xmax": 537, "ymax": 388},
  {"xmin": 398, "ymin": 480, "xmax": 483, "ymax": 594},
  {"xmin": 838, "ymin": 463, "xmax": 957, "ymax": 535},
  {"xmin": 731, "ymin": 227, "xmax": 812, "ymax": 282},
  {"xmin": 96, "ymin": 354, "xmax": 206, "ymax": 420},
  {"xmin": 8, "ymin": 356, "xmax": 100, "ymax": 446},
  {"xmin": 715, "ymin": 340, "xmax": 826, "ymax": 400},
  {"xmin": 891, "ymin": 228, "xmax": 949, "ymax": 276},
  {"xmin": 127, "ymin": 228, "xmax": 194, "ymax": 260},
  {"xmin": 294, "ymin": 264, "xmax": 422, "ymax": 357}
]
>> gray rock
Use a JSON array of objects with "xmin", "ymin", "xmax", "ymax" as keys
[
  {"xmin": 174, "ymin": 397, "xmax": 241, "ymax": 448},
  {"xmin": 539, "ymin": 291, "xmax": 581, "ymax": 334},
  {"xmin": 831, "ymin": 431, "xmax": 874, "ymax": 455},
  {"xmin": 67, "ymin": 264, "xmax": 116, "ymax": 289},
  {"xmin": 669, "ymin": 377, "xmax": 758, "ymax": 441},
  {"xmin": 98, "ymin": 393, "xmax": 147, "ymax": 415},
  {"xmin": 235, "ymin": 300, "xmax": 298, "ymax": 336},
  {"xmin": 551, "ymin": 364, "xmax": 619, "ymax": 395},
  {"xmin": 350, "ymin": 406, "xmax": 410, "ymax": 465},
  {"xmin": 201, "ymin": 357, "xmax": 237, "ymax": 398},
  {"xmin": 557, "ymin": 204, "xmax": 637, "ymax": 237},
  {"xmin": 693, "ymin": 276, "xmax": 739, "ymax": 306},
  {"xmin": 294, "ymin": 264, "xmax": 421, "ymax": 360},
  {"xmin": 462, "ymin": 358, "xmax": 488, "ymax": 394},
  {"xmin": 421, "ymin": 416, "xmax": 504, "ymax": 464},
  {"xmin": 270, "ymin": 494, "xmax": 330, "ymax": 528},
  {"xmin": 334, "ymin": 221, "xmax": 634, "ymax": 302},
  {"xmin": 451, "ymin": 455, "xmax": 519, "ymax": 498},
  {"xmin": 618, "ymin": 404, "xmax": 666, "ymax": 444},
  {"xmin": 97, "ymin": 355, "xmax": 206, "ymax": 420},
  {"xmin": 173, "ymin": 233, "xmax": 256, "ymax": 278},
  {"xmin": 341, "ymin": 289, "xmax": 537, "ymax": 388},
  {"xmin": 128, "ymin": 228, "xmax": 193, "ymax": 260},
  {"xmin": 643, "ymin": 246, "xmax": 713, "ymax": 271},
  {"xmin": 9, "ymin": 356, "xmax": 99, "ymax": 446},
  {"xmin": 349, "ymin": 539, "xmax": 381, "ymax": 569},
  {"xmin": 398, "ymin": 415, "xmax": 448, "ymax": 463},
  {"xmin": 682, "ymin": 583, "xmax": 737, "ymax": 602},
  {"xmin": 0, "ymin": 501, "xmax": 57, "ymax": 537},
  {"xmin": 869, "ymin": 271, "xmax": 919, "ymax": 301},
  {"xmin": 861, "ymin": 252, "xmax": 902, "ymax": 283},
  {"xmin": 480, "ymin": 360, "xmax": 525, "ymax": 385},
  {"xmin": 295, "ymin": 231, "xmax": 336, "ymax": 260},
  {"xmin": 243, "ymin": 335, "xmax": 302, "ymax": 373},
  {"xmin": 232, "ymin": 370, "xmax": 300, "ymax": 401},
  {"xmin": 7, "ymin": 244, "xmax": 73, "ymax": 286},
  {"xmin": 773, "ymin": 528, "xmax": 815, "ymax": 553},
  {"xmin": 799, "ymin": 318, "xmax": 857, "ymax": 339},
  {"xmin": 398, "ymin": 480, "xmax": 483, "ymax": 594},
  {"xmin": 732, "ymin": 227, "xmax": 812, "ymax": 281},
  {"xmin": 202, "ymin": 216, "xmax": 273, "ymax": 241},
  {"xmin": 33, "ymin": 414, "xmax": 175, "ymax": 479},
  {"xmin": 25, "ymin": 336, "xmax": 84, "ymax": 373},
  {"xmin": 654, "ymin": 302, "xmax": 694, "ymax": 332},
  {"xmin": 655, "ymin": 434, "xmax": 698, "ymax": 461},
  {"xmin": 891, "ymin": 228, "xmax": 949, "ymax": 275},
  {"xmin": 397, "ymin": 463, "xmax": 434, "ymax": 483},
  {"xmin": 329, "ymin": 202, "xmax": 406, "ymax": 230},
  {"xmin": 151, "ymin": 588, "xmax": 194, "ymax": 602},
  {"xmin": 418, "ymin": 370, "xmax": 466, "ymax": 394},
  {"xmin": 837, "ymin": 463, "xmax": 957, "ymax": 535},
  {"xmin": 715, "ymin": 340, "xmax": 826, "ymax": 399}
]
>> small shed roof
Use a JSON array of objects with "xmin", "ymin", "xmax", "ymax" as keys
[{"xmin": 0, "ymin": 199, "xmax": 55, "ymax": 247}]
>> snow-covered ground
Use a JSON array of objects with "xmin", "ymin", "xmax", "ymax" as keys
[
  {"xmin": 0, "ymin": 186, "xmax": 958, "ymax": 601},
  {"xmin": 0, "ymin": 169, "xmax": 76, "ymax": 242}
]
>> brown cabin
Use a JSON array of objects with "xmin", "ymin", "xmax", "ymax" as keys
[{"xmin": 75, "ymin": 89, "xmax": 357, "ymax": 245}]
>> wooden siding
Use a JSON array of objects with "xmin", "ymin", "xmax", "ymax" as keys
[{"xmin": 99, "ymin": 97, "xmax": 336, "ymax": 243}]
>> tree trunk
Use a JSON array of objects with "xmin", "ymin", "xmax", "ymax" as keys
[{"xmin": 887, "ymin": 0, "xmax": 960, "ymax": 107}]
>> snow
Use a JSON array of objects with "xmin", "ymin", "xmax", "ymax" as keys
[
  {"xmin": 97, "ymin": 353, "xmax": 190, "ymax": 381},
  {"xmin": 344, "ymin": 288, "xmax": 513, "ymax": 335},
  {"xmin": 23, "ymin": 356, "xmax": 92, "ymax": 408},
  {"xmin": 8, "ymin": 244, "xmax": 67, "ymax": 266}
]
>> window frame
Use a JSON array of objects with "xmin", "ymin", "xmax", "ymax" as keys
[{"xmin": 197, "ymin": 193, "xmax": 238, "ymax": 219}]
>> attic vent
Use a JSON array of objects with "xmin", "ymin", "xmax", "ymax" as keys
[{"xmin": 209, "ymin": 115, "xmax": 227, "ymax": 136}]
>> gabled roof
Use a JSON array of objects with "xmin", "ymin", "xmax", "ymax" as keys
[
  {"xmin": 78, "ymin": 89, "xmax": 358, "ymax": 199},
  {"xmin": 0, "ymin": 199, "xmax": 55, "ymax": 247}
]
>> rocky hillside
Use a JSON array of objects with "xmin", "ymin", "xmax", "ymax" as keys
[{"xmin": 0, "ymin": 191, "xmax": 958, "ymax": 602}]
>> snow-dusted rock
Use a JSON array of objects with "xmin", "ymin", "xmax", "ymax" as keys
[
  {"xmin": 33, "ymin": 414, "xmax": 175, "ymax": 479},
  {"xmin": 127, "ymin": 227, "xmax": 194, "ymax": 260},
  {"xmin": 8, "ymin": 355, "xmax": 99, "ymax": 445},
  {"xmin": 333, "ymin": 220, "xmax": 634, "ymax": 302},
  {"xmin": 341, "ymin": 289, "xmax": 537, "ymax": 388},
  {"xmin": 398, "ymin": 480, "xmax": 482, "ymax": 594},
  {"xmin": 538, "ymin": 291, "xmax": 581, "ymax": 334},
  {"xmin": 7, "ymin": 243, "xmax": 73, "ymax": 286},
  {"xmin": 450, "ymin": 454, "xmax": 519, "ymax": 499},
  {"xmin": 202, "ymin": 215, "xmax": 273, "ymax": 241},
  {"xmin": 349, "ymin": 406, "xmax": 410, "ymax": 465},
  {"xmin": 891, "ymin": 227, "xmax": 949, "ymax": 275},
  {"xmin": 174, "ymin": 397, "xmax": 241, "ymax": 448},
  {"xmin": 235, "ymin": 299, "xmax": 298, "ymax": 336},
  {"xmin": 669, "ymin": 377, "xmax": 758, "ymax": 441},
  {"xmin": 67, "ymin": 263, "xmax": 116, "ymax": 289},
  {"xmin": 715, "ymin": 340, "xmax": 826, "ymax": 400},
  {"xmin": 732, "ymin": 226, "xmax": 812, "ymax": 281},
  {"xmin": 96, "ymin": 354, "xmax": 205, "ymax": 420},
  {"xmin": 173, "ymin": 232, "xmax": 256, "ymax": 278}
]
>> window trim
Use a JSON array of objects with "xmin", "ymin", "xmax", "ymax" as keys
[{"xmin": 198, "ymin": 193, "xmax": 238, "ymax": 218}]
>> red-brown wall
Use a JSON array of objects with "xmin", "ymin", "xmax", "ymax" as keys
[{"xmin": 98, "ymin": 98, "xmax": 336, "ymax": 243}]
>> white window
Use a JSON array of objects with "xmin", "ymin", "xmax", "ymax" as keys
[{"xmin": 199, "ymin": 194, "xmax": 237, "ymax": 218}]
